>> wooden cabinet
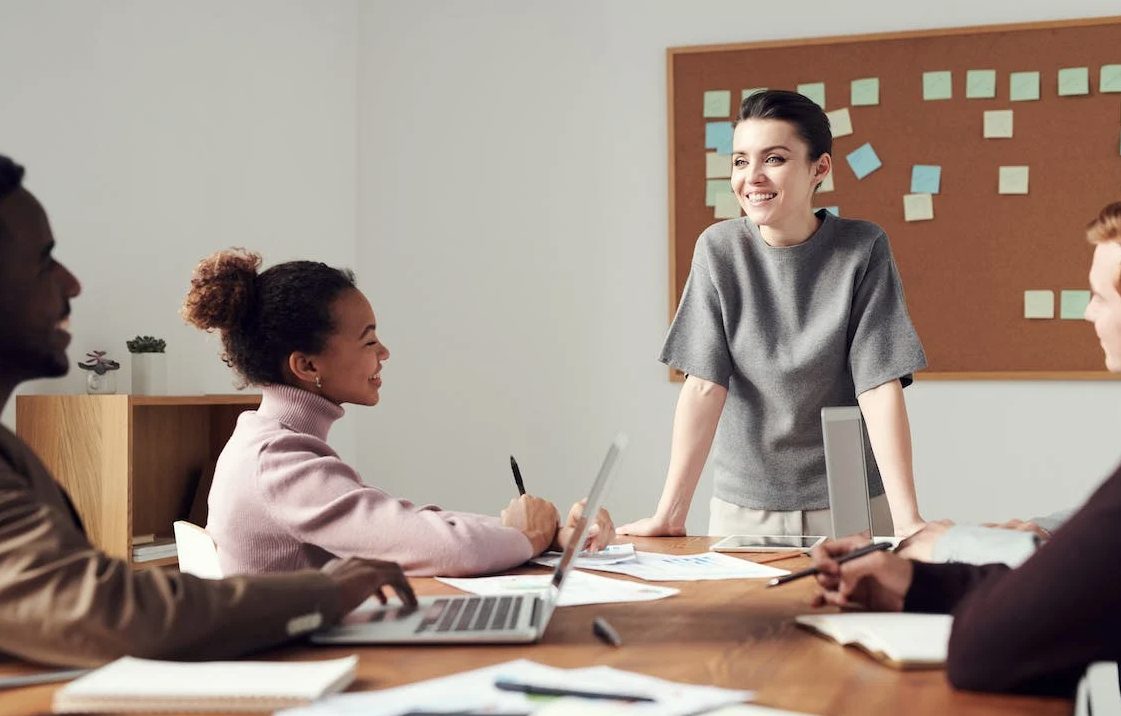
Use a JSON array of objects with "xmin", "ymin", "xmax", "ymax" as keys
[{"xmin": 15, "ymin": 394, "xmax": 260, "ymax": 569}]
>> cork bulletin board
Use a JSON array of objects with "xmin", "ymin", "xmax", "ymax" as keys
[{"xmin": 667, "ymin": 16, "xmax": 1121, "ymax": 379}]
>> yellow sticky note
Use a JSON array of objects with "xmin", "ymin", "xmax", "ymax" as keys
[
  {"xmin": 705, "ymin": 153, "xmax": 731, "ymax": 179},
  {"xmin": 998, "ymin": 166, "xmax": 1030, "ymax": 195},
  {"xmin": 713, "ymin": 192, "xmax": 742, "ymax": 219},
  {"xmin": 983, "ymin": 110, "xmax": 1013, "ymax": 138},
  {"xmin": 703, "ymin": 90, "xmax": 732, "ymax": 118},
  {"xmin": 818, "ymin": 172, "xmax": 834, "ymax": 193},
  {"xmin": 1024, "ymin": 290, "xmax": 1054, "ymax": 319},
  {"xmin": 903, "ymin": 193, "xmax": 934, "ymax": 222},
  {"xmin": 826, "ymin": 107, "xmax": 853, "ymax": 138}
]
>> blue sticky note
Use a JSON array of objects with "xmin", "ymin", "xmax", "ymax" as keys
[
  {"xmin": 818, "ymin": 206, "xmax": 840, "ymax": 217},
  {"xmin": 923, "ymin": 71, "xmax": 952, "ymax": 100},
  {"xmin": 846, "ymin": 143, "xmax": 882, "ymax": 180},
  {"xmin": 1061, "ymin": 290, "xmax": 1091, "ymax": 319},
  {"xmin": 705, "ymin": 122, "xmax": 733, "ymax": 154},
  {"xmin": 910, "ymin": 165, "xmax": 942, "ymax": 194}
]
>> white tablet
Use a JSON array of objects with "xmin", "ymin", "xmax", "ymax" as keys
[{"xmin": 711, "ymin": 535, "xmax": 827, "ymax": 553}]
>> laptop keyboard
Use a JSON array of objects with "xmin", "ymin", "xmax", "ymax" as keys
[{"xmin": 414, "ymin": 596, "xmax": 524, "ymax": 634}]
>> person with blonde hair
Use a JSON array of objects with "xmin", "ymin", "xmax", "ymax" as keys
[
  {"xmin": 183, "ymin": 249, "xmax": 611, "ymax": 578},
  {"xmin": 808, "ymin": 202, "xmax": 1121, "ymax": 696}
]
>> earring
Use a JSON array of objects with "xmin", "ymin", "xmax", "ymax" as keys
[{"xmin": 315, "ymin": 376, "xmax": 322, "ymax": 389}]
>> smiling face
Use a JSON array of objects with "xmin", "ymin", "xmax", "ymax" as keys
[
  {"xmin": 1085, "ymin": 241, "xmax": 1121, "ymax": 372},
  {"xmin": 292, "ymin": 288, "xmax": 390, "ymax": 406},
  {"xmin": 0, "ymin": 188, "xmax": 82, "ymax": 389},
  {"xmin": 731, "ymin": 118, "xmax": 831, "ymax": 243}
]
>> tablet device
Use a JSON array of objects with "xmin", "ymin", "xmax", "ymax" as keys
[{"xmin": 711, "ymin": 535, "xmax": 827, "ymax": 552}]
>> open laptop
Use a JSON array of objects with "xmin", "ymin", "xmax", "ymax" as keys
[
  {"xmin": 821, "ymin": 407, "xmax": 875, "ymax": 539},
  {"xmin": 311, "ymin": 434, "xmax": 627, "ymax": 645}
]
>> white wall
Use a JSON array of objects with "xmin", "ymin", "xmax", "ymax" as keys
[
  {"xmin": 0, "ymin": 0, "xmax": 363, "ymax": 462},
  {"xmin": 3, "ymin": 1, "xmax": 1119, "ymax": 536},
  {"xmin": 356, "ymin": 0, "xmax": 1121, "ymax": 534}
]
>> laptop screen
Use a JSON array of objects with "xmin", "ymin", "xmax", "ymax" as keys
[{"xmin": 549, "ymin": 434, "xmax": 627, "ymax": 593}]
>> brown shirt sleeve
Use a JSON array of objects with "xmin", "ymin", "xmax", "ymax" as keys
[
  {"xmin": 904, "ymin": 467, "xmax": 1121, "ymax": 696},
  {"xmin": 0, "ymin": 440, "xmax": 341, "ymax": 667}
]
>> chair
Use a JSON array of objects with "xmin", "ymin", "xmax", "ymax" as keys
[{"xmin": 173, "ymin": 520, "xmax": 224, "ymax": 579}]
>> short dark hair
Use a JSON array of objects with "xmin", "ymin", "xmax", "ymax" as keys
[
  {"xmin": 182, "ymin": 249, "xmax": 358, "ymax": 386},
  {"xmin": 737, "ymin": 90, "xmax": 832, "ymax": 160},
  {"xmin": 0, "ymin": 155, "xmax": 26, "ymax": 244}
]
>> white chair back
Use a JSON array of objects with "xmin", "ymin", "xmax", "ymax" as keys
[{"xmin": 173, "ymin": 520, "xmax": 224, "ymax": 579}]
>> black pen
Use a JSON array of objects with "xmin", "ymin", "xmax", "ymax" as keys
[
  {"xmin": 592, "ymin": 616, "xmax": 622, "ymax": 647},
  {"xmin": 509, "ymin": 455, "xmax": 526, "ymax": 496},
  {"xmin": 766, "ymin": 541, "xmax": 892, "ymax": 588},
  {"xmin": 494, "ymin": 678, "xmax": 653, "ymax": 703}
]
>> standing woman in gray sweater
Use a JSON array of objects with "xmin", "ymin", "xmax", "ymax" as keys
[{"xmin": 619, "ymin": 90, "xmax": 927, "ymax": 540}]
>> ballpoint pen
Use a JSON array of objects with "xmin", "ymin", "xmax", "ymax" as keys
[
  {"xmin": 509, "ymin": 455, "xmax": 526, "ymax": 495},
  {"xmin": 766, "ymin": 541, "xmax": 892, "ymax": 588},
  {"xmin": 0, "ymin": 668, "xmax": 91, "ymax": 690},
  {"xmin": 592, "ymin": 616, "xmax": 623, "ymax": 647},
  {"xmin": 494, "ymin": 678, "xmax": 653, "ymax": 702}
]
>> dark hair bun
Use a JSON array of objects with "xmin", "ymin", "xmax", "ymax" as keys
[{"xmin": 182, "ymin": 248, "xmax": 262, "ymax": 332}]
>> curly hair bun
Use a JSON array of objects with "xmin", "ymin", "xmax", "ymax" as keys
[{"xmin": 182, "ymin": 248, "xmax": 262, "ymax": 332}]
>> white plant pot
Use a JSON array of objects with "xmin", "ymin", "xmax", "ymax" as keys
[{"xmin": 131, "ymin": 353, "xmax": 167, "ymax": 395}]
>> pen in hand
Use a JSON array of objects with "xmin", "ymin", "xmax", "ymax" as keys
[
  {"xmin": 766, "ymin": 541, "xmax": 892, "ymax": 588},
  {"xmin": 509, "ymin": 455, "xmax": 526, "ymax": 496}
]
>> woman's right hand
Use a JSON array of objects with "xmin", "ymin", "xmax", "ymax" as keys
[
  {"xmin": 615, "ymin": 514, "xmax": 686, "ymax": 537},
  {"xmin": 500, "ymin": 495, "xmax": 560, "ymax": 555}
]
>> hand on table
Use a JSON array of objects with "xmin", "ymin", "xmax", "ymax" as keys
[
  {"xmin": 323, "ymin": 557, "xmax": 417, "ymax": 614},
  {"xmin": 615, "ymin": 514, "xmax": 686, "ymax": 537}
]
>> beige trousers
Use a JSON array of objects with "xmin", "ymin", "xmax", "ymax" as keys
[{"xmin": 708, "ymin": 494, "xmax": 894, "ymax": 537}]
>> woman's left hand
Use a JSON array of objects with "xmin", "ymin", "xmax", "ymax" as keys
[{"xmin": 554, "ymin": 499, "xmax": 614, "ymax": 552}]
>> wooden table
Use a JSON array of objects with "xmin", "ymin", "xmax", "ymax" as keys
[{"xmin": 1, "ymin": 536, "xmax": 1071, "ymax": 715}]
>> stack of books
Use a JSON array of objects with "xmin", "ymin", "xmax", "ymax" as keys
[{"xmin": 131, "ymin": 535, "xmax": 178, "ymax": 562}]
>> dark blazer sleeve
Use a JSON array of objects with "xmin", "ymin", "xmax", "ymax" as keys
[
  {"xmin": 0, "ymin": 459, "xmax": 342, "ymax": 667},
  {"xmin": 905, "ymin": 468, "xmax": 1121, "ymax": 696}
]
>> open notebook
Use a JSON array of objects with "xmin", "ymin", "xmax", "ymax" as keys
[
  {"xmin": 795, "ymin": 613, "xmax": 952, "ymax": 670},
  {"xmin": 53, "ymin": 655, "xmax": 357, "ymax": 713}
]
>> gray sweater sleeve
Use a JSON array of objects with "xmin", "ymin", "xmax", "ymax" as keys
[{"xmin": 933, "ymin": 525, "xmax": 1040, "ymax": 567}]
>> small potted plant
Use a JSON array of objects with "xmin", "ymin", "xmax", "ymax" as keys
[
  {"xmin": 78, "ymin": 350, "xmax": 121, "ymax": 394},
  {"xmin": 126, "ymin": 335, "xmax": 167, "ymax": 395}
]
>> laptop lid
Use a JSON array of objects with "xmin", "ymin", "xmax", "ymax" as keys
[
  {"xmin": 821, "ymin": 407, "xmax": 873, "ymax": 539},
  {"xmin": 545, "ymin": 434, "xmax": 627, "ymax": 603}
]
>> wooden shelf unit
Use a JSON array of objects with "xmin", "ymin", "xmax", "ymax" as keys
[{"xmin": 15, "ymin": 394, "xmax": 260, "ymax": 568}]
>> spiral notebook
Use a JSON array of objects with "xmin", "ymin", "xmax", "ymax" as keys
[
  {"xmin": 53, "ymin": 655, "xmax": 357, "ymax": 713},
  {"xmin": 795, "ymin": 613, "xmax": 952, "ymax": 670}
]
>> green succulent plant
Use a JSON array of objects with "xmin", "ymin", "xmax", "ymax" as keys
[{"xmin": 126, "ymin": 335, "xmax": 167, "ymax": 353}]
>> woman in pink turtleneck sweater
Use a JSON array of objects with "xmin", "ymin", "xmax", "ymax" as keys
[{"xmin": 183, "ymin": 250, "xmax": 611, "ymax": 577}]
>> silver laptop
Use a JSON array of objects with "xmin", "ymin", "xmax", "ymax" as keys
[
  {"xmin": 821, "ymin": 407, "xmax": 874, "ymax": 539},
  {"xmin": 311, "ymin": 434, "xmax": 627, "ymax": 645}
]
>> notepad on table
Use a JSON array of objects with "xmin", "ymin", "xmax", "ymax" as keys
[
  {"xmin": 53, "ymin": 655, "xmax": 357, "ymax": 713},
  {"xmin": 795, "ymin": 613, "xmax": 952, "ymax": 669}
]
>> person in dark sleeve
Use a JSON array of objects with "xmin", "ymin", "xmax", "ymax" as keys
[
  {"xmin": 0, "ymin": 153, "xmax": 416, "ymax": 667},
  {"xmin": 807, "ymin": 201, "xmax": 1121, "ymax": 697}
]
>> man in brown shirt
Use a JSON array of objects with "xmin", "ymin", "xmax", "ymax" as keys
[
  {"xmin": 809, "ymin": 201, "xmax": 1121, "ymax": 696},
  {"xmin": 0, "ymin": 154, "xmax": 416, "ymax": 667}
]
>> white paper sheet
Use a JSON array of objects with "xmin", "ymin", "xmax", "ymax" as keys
[
  {"xmin": 436, "ymin": 569, "xmax": 678, "ymax": 607},
  {"xmin": 531, "ymin": 542, "xmax": 637, "ymax": 569},
  {"xmin": 279, "ymin": 658, "xmax": 752, "ymax": 716},
  {"xmin": 570, "ymin": 551, "xmax": 789, "ymax": 581}
]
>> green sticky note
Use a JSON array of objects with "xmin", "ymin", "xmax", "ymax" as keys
[
  {"xmin": 742, "ymin": 87, "xmax": 767, "ymax": 102},
  {"xmin": 1010, "ymin": 71, "xmax": 1040, "ymax": 101},
  {"xmin": 850, "ymin": 77, "xmax": 880, "ymax": 106},
  {"xmin": 1060, "ymin": 290, "xmax": 1091, "ymax": 319},
  {"xmin": 1101, "ymin": 65, "xmax": 1121, "ymax": 93},
  {"xmin": 713, "ymin": 192, "xmax": 741, "ymax": 219},
  {"xmin": 706, "ymin": 179, "xmax": 731, "ymax": 207},
  {"xmin": 705, "ymin": 152, "xmax": 731, "ymax": 179},
  {"xmin": 966, "ymin": 69, "xmax": 997, "ymax": 99},
  {"xmin": 923, "ymin": 71, "xmax": 952, "ymax": 100},
  {"xmin": 1024, "ymin": 290, "xmax": 1054, "ymax": 319},
  {"xmin": 703, "ymin": 90, "xmax": 732, "ymax": 118},
  {"xmin": 999, "ymin": 166, "xmax": 1030, "ymax": 195},
  {"xmin": 797, "ymin": 82, "xmax": 826, "ymax": 108},
  {"xmin": 1058, "ymin": 67, "xmax": 1090, "ymax": 97}
]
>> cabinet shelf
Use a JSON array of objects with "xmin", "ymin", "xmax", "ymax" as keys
[{"xmin": 16, "ymin": 394, "xmax": 260, "ymax": 569}]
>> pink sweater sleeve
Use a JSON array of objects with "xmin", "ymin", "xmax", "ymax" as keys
[{"xmin": 256, "ymin": 434, "xmax": 534, "ymax": 577}]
